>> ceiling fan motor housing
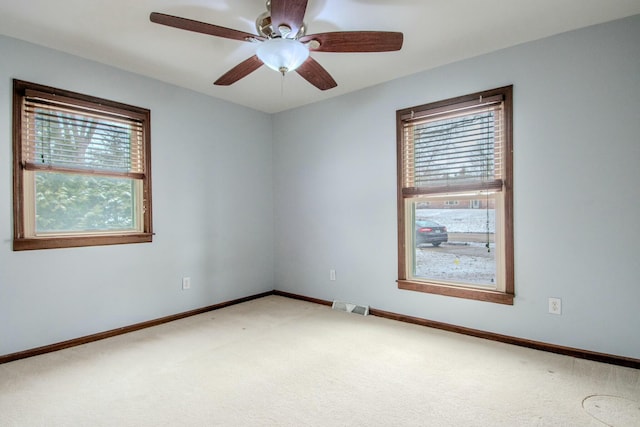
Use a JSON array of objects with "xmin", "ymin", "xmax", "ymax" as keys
[{"xmin": 256, "ymin": 12, "xmax": 306, "ymax": 39}]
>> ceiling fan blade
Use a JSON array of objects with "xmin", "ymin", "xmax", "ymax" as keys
[
  {"xmin": 150, "ymin": 12, "xmax": 264, "ymax": 42},
  {"xmin": 300, "ymin": 31, "xmax": 403, "ymax": 52},
  {"xmin": 295, "ymin": 57, "xmax": 337, "ymax": 91},
  {"xmin": 270, "ymin": 0, "xmax": 308, "ymax": 37},
  {"xmin": 214, "ymin": 56, "xmax": 264, "ymax": 86}
]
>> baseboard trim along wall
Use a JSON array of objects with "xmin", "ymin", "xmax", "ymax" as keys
[
  {"xmin": 273, "ymin": 290, "xmax": 640, "ymax": 370},
  {"xmin": 0, "ymin": 291, "xmax": 273, "ymax": 364},
  {"xmin": 2, "ymin": 289, "xmax": 638, "ymax": 369}
]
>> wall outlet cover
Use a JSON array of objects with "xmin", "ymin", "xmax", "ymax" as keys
[{"xmin": 548, "ymin": 297, "xmax": 562, "ymax": 315}]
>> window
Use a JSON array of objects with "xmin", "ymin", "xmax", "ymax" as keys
[
  {"xmin": 12, "ymin": 80, "xmax": 152, "ymax": 250},
  {"xmin": 396, "ymin": 86, "xmax": 513, "ymax": 304}
]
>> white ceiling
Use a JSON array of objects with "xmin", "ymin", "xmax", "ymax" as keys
[{"xmin": 1, "ymin": 1, "xmax": 639, "ymax": 113}]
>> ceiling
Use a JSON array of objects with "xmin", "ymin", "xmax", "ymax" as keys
[{"xmin": 1, "ymin": 1, "xmax": 639, "ymax": 113}]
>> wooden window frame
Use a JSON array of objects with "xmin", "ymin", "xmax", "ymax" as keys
[
  {"xmin": 396, "ymin": 86, "xmax": 514, "ymax": 304},
  {"xmin": 12, "ymin": 80, "xmax": 153, "ymax": 251}
]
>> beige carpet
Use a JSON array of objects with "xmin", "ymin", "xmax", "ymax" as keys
[{"xmin": 1, "ymin": 295, "xmax": 639, "ymax": 426}]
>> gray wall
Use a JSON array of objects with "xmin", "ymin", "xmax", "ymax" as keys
[
  {"xmin": 273, "ymin": 15, "xmax": 640, "ymax": 359},
  {"xmin": 0, "ymin": 36, "xmax": 275, "ymax": 356}
]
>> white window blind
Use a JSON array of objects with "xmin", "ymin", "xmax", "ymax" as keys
[
  {"xmin": 401, "ymin": 96, "xmax": 504, "ymax": 193},
  {"xmin": 22, "ymin": 90, "xmax": 146, "ymax": 179}
]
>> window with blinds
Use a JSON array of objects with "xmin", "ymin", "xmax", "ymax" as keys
[
  {"xmin": 396, "ymin": 86, "xmax": 514, "ymax": 305},
  {"xmin": 13, "ymin": 80, "xmax": 153, "ymax": 251}
]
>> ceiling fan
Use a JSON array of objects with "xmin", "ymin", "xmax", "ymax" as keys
[{"xmin": 150, "ymin": 0, "xmax": 403, "ymax": 90}]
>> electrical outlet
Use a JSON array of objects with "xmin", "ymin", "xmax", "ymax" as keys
[
  {"xmin": 329, "ymin": 269, "xmax": 336, "ymax": 281},
  {"xmin": 182, "ymin": 277, "xmax": 191, "ymax": 290},
  {"xmin": 548, "ymin": 297, "xmax": 561, "ymax": 315}
]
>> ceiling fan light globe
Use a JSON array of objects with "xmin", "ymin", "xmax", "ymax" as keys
[{"xmin": 256, "ymin": 38, "xmax": 309, "ymax": 74}]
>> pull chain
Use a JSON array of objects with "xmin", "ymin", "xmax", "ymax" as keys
[
  {"xmin": 281, "ymin": 72, "xmax": 285, "ymax": 97},
  {"xmin": 485, "ymin": 110, "xmax": 491, "ymax": 253},
  {"xmin": 486, "ymin": 190, "xmax": 490, "ymax": 252}
]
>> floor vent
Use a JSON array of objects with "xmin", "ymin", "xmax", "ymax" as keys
[{"xmin": 332, "ymin": 300, "xmax": 369, "ymax": 316}]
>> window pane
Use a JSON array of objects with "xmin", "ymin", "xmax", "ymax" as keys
[
  {"xmin": 411, "ymin": 195, "xmax": 497, "ymax": 288},
  {"xmin": 35, "ymin": 172, "xmax": 136, "ymax": 233}
]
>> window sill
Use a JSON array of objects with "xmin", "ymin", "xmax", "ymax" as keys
[
  {"xmin": 13, "ymin": 233, "xmax": 153, "ymax": 251},
  {"xmin": 397, "ymin": 280, "xmax": 514, "ymax": 305}
]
